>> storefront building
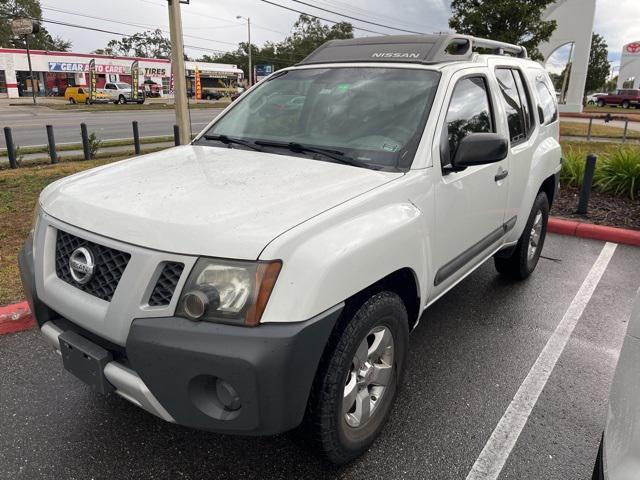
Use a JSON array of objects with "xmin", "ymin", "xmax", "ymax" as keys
[{"xmin": 0, "ymin": 48, "xmax": 243, "ymax": 99}]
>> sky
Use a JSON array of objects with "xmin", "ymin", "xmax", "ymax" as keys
[{"xmin": 40, "ymin": 0, "xmax": 639, "ymax": 74}]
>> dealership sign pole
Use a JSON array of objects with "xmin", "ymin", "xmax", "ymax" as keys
[{"xmin": 11, "ymin": 19, "xmax": 40, "ymax": 105}]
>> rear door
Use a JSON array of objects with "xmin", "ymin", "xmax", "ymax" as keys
[{"xmin": 429, "ymin": 68, "xmax": 510, "ymax": 297}]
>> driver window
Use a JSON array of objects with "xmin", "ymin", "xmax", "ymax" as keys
[{"xmin": 444, "ymin": 77, "xmax": 493, "ymax": 164}]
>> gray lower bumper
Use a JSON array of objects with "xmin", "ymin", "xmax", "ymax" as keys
[{"xmin": 40, "ymin": 320, "xmax": 175, "ymax": 422}]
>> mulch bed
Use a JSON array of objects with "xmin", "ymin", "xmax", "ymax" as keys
[{"xmin": 551, "ymin": 185, "xmax": 640, "ymax": 231}]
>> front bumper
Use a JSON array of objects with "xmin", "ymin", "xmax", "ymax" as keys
[{"xmin": 19, "ymin": 239, "xmax": 342, "ymax": 435}]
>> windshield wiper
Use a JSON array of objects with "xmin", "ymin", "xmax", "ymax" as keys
[
  {"xmin": 254, "ymin": 140, "xmax": 377, "ymax": 170},
  {"xmin": 203, "ymin": 134, "xmax": 262, "ymax": 152}
]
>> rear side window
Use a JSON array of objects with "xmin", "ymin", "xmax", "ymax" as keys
[
  {"xmin": 495, "ymin": 68, "xmax": 535, "ymax": 144},
  {"xmin": 444, "ymin": 76, "xmax": 493, "ymax": 163},
  {"xmin": 535, "ymin": 78, "xmax": 558, "ymax": 125}
]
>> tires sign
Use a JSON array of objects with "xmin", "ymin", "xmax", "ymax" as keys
[{"xmin": 11, "ymin": 18, "xmax": 37, "ymax": 35}]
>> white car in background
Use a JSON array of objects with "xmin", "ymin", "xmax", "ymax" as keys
[
  {"xmin": 101, "ymin": 82, "xmax": 145, "ymax": 105},
  {"xmin": 593, "ymin": 291, "xmax": 640, "ymax": 479},
  {"xmin": 587, "ymin": 92, "xmax": 608, "ymax": 105}
]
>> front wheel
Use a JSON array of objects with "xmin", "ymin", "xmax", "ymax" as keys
[
  {"xmin": 494, "ymin": 191, "xmax": 549, "ymax": 280},
  {"xmin": 622, "ymin": 100, "xmax": 630, "ymax": 109},
  {"xmin": 302, "ymin": 292, "xmax": 409, "ymax": 464}
]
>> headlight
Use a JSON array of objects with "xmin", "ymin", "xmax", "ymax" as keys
[{"xmin": 176, "ymin": 258, "xmax": 281, "ymax": 326}]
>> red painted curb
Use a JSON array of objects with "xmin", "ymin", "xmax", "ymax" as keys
[
  {"xmin": 548, "ymin": 217, "xmax": 640, "ymax": 247},
  {"xmin": 0, "ymin": 301, "xmax": 35, "ymax": 335}
]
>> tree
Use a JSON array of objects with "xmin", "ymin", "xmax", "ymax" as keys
[
  {"xmin": 584, "ymin": 33, "xmax": 610, "ymax": 94},
  {"xmin": 0, "ymin": 0, "xmax": 71, "ymax": 51},
  {"xmin": 449, "ymin": 0, "xmax": 557, "ymax": 61},
  {"xmin": 94, "ymin": 29, "xmax": 171, "ymax": 58}
]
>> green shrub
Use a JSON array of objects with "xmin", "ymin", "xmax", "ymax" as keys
[
  {"xmin": 596, "ymin": 147, "xmax": 640, "ymax": 200},
  {"xmin": 87, "ymin": 132, "xmax": 102, "ymax": 159},
  {"xmin": 560, "ymin": 147, "xmax": 589, "ymax": 188}
]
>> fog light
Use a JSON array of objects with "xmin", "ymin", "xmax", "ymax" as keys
[
  {"xmin": 216, "ymin": 379, "xmax": 241, "ymax": 411},
  {"xmin": 182, "ymin": 287, "xmax": 220, "ymax": 320}
]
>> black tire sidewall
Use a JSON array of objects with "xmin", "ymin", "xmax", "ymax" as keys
[
  {"xmin": 518, "ymin": 192, "xmax": 550, "ymax": 275},
  {"xmin": 315, "ymin": 292, "xmax": 409, "ymax": 463}
]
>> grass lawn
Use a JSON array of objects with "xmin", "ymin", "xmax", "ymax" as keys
[
  {"xmin": 560, "ymin": 121, "xmax": 640, "ymax": 140},
  {"xmin": 44, "ymin": 101, "xmax": 229, "ymax": 112},
  {"xmin": 583, "ymin": 105, "xmax": 640, "ymax": 116},
  {"xmin": 0, "ymin": 139, "xmax": 637, "ymax": 306}
]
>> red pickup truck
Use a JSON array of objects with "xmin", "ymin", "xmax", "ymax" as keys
[{"xmin": 596, "ymin": 89, "xmax": 640, "ymax": 109}]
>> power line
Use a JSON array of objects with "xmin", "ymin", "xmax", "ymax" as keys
[
  {"xmin": 288, "ymin": 0, "xmax": 425, "ymax": 34},
  {"xmin": 258, "ymin": 0, "xmax": 389, "ymax": 36},
  {"xmin": 35, "ymin": 17, "xmax": 303, "ymax": 64}
]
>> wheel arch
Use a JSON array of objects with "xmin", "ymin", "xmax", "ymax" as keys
[{"xmin": 538, "ymin": 173, "xmax": 558, "ymax": 207}]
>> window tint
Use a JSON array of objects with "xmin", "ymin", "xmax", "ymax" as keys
[
  {"xmin": 78, "ymin": 88, "xmax": 84, "ymax": 94},
  {"xmin": 105, "ymin": 83, "xmax": 115, "ymax": 90},
  {"xmin": 495, "ymin": 69, "xmax": 525, "ymax": 143},
  {"xmin": 513, "ymin": 70, "xmax": 534, "ymax": 133},
  {"xmin": 444, "ymin": 77, "xmax": 493, "ymax": 162},
  {"xmin": 535, "ymin": 79, "xmax": 558, "ymax": 124}
]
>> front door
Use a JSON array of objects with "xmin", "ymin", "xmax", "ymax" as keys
[{"xmin": 429, "ymin": 70, "xmax": 510, "ymax": 298}]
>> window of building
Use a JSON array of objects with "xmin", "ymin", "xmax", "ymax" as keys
[
  {"xmin": 535, "ymin": 78, "xmax": 558, "ymax": 124},
  {"xmin": 444, "ymin": 76, "xmax": 493, "ymax": 163},
  {"xmin": 0, "ymin": 70, "xmax": 6, "ymax": 94}
]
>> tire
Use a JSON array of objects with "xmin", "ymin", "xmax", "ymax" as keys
[
  {"xmin": 494, "ymin": 191, "xmax": 549, "ymax": 280},
  {"xmin": 622, "ymin": 100, "xmax": 630, "ymax": 109},
  {"xmin": 85, "ymin": 99, "xmax": 91, "ymax": 105},
  {"xmin": 118, "ymin": 95, "xmax": 126, "ymax": 105},
  {"xmin": 302, "ymin": 291, "xmax": 409, "ymax": 465},
  {"xmin": 587, "ymin": 100, "xmax": 594, "ymax": 105},
  {"xmin": 205, "ymin": 94, "xmax": 212, "ymax": 100},
  {"xmin": 592, "ymin": 435, "xmax": 604, "ymax": 480},
  {"xmin": 69, "ymin": 97, "xmax": 76, "ymax": 104},
  {"xmin": 597, "ymin": 99, "xmax": 605, "ymax": 107}
]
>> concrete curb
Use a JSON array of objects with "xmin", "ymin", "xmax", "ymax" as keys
[
  {"xmin": 548, "ymin": 217, "xmax": 640, "ymax": 247},
  {"xmin": 0, "ymin": 301, "xmax": 34, "ymax": 335}
]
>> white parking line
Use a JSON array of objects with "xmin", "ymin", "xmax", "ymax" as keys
[{"xmin": 466, "ymin": 241, "xmax": 618, "ymax": 480}]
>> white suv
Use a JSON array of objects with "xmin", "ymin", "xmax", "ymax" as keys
[{"xmin": 19, "ymin": 34, "xmax": 561, "ymax": 464}]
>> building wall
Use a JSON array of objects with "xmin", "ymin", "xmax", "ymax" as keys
[
  {"xmin": 618, "ymin": 41, "xmax": 640, "ymax": 90},
  {"xmin": 0, "ymin": 49, "xmax": 242, "ymax": 99}
]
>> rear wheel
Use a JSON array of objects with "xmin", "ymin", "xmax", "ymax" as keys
[
  {"xmin": 494, "ymin": 192, "xmax": 549, "ymax": 280},
  {"xmin": 69, "ymin": 97, "xmax": 76, "ymax": 104},
  {"xmin": 118, "ymin": 95, "xmax": 126, "ymax": 104},
  {"xmin": 302, "ymin": 291, "xmax": 409, "ymax": 465},
  {"xmin": 597, "ymin": 99, "xmax": 606, "ymax": 107},
  {"xmin": 622, "ymin": 100, "xmax": 631, "ymax": 109}
]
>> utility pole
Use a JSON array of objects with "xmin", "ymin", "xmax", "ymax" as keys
[
  {"xmin": 167, "ymin": 0, "xmax": 190, "ymax": 145},
  {"xmin": 237, "ymin": 16, "xmax": 252, "ymax": 86},
  {"xmin": 24, "ymin": 34, "xmax": 37, "ymax": 105},
  {"xmin": 11, "ymin": 19, "xmax": 40, "ymax": 105}
]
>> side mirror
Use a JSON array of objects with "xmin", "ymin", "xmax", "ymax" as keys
[
  {"xmin": 449, "ymin": 133, "xmax": 508, "ymax": 170},
  {"xmin": 537, "ymin": 105, "xmax": 545, "ymax": 124}
]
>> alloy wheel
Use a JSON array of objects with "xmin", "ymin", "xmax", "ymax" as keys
[{"xmin": 342, "ymin": 325, "xmax": 394, "ymax": 428}]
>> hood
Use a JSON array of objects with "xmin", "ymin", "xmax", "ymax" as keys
[{"xmin": 40, "ymin": 145, "xmax": 400, "ymax": 259}]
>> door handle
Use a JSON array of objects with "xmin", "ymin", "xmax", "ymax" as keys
[{"xmin": 495, "ymin": 168, "xmax": 509, "ymax": 182}]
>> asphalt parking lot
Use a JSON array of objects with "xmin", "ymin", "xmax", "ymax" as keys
[{"xmin": 1, "ymin": 233, "xmax": 639, "ymax": 480}]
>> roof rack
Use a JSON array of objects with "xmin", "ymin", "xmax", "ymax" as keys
[{"xmin": 298, "ymin": 33, "xmax": 528, "ymax": 66}]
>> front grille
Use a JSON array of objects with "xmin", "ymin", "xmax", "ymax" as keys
[
  {"xmin": 148, "ymin": 262, "xmax": 184, "ymax": 306},
  {"xmin": 55, "ymin": 230, "xmax": 131, "ymax": 302}
]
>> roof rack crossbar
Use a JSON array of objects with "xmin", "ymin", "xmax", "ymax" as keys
[{"xmin": 471, "ymin": 37, "xmax": 528, "ymax": 58}]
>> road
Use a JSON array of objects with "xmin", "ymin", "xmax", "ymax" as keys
[
  {"xmin": 562, "ymin": 116, "xmax": 640, "ymax": 132},
  {"xmin": 2, "ymin": 234, "xmax": 639, "ymax": 479},
  {"xmin": 0, "ymin": 104, "xmax": 224, "ymax": 148}
]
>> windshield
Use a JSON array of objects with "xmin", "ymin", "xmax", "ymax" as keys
[{"xmin": 198, "ymin": 67, "xmax": 440, "ymax": 170}]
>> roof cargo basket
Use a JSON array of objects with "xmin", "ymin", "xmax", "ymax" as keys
[{"xmin": 298, "ymin": 34, "xmax": 527, "ymax": 66}]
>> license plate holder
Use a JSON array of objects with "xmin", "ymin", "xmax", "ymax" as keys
[{"xmin": 59, "ymin": 330, "xmax": 115, "ymax": 394}]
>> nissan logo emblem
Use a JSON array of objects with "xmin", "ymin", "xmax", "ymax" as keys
[{"xmin": 69, "ymin": 247, "xmax": 95, "ymax": 285}]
